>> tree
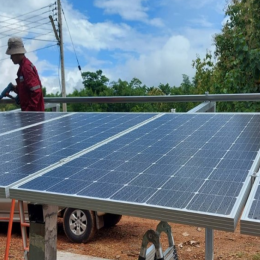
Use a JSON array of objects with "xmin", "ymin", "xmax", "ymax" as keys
[
  {"xmin": 192, "ymin": 0, "xmax": 260, "ymax": 112},
  {"xmin": 158, "ymin": 83, "xmax": 171, "ymax": 95},
  {"xmin": 82, "ymin": 70, "xmax": 109, "ymax": 95},
  {"xmin": 192, "ymin": 52, "xmax": 215, "ymax": 94}
]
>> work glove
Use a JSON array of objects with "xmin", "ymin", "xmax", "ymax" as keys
[{"xmin": 0, "ymin": 83, "xmax": 15, "ymax": 99}]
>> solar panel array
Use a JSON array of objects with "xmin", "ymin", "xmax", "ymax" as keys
[
  {"xmin": 9, "ymin": 113, "xmax": 260, "ymax": 231},
  {"xmin": 0, "ymin": 112, "xmax": 157, "ymax": 197}
]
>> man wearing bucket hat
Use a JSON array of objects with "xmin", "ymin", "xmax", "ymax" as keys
[{"xmin": 5, "ymin": 37, "xmax": 44, "ymax": 111}]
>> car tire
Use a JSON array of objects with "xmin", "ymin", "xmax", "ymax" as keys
[
  {"xmin": 103, "ymin": 213, "xmax": 122, "ymax": 227},
  {"xmin": 63, "ymin": 208, "xmax": 96, "ymax": 243}
]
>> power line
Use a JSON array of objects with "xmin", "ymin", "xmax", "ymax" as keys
[
  {"xmin": 0, "ymin": 13, "xmax": 58, "ymax": 36},
  {"xmin": 0, "ymin": 17, "xmax": 53, "ymax": 32},
  {"xmin": 0, "ymin": 21, "xmax": 56, "ymax": 41},
  {"xmin": 0, "ymin": 3, "xmax": 56, "ymax": 24},
  {"xmin": 0, "ymin": 3, "xmax": 59, "ymax": 58},
  {"xmin": 0, "ymin": 10, "xmax": 57, "ymax": 30},
  {"xmin": 0, "ymin": 2, "xmax": 66, "ymax": 97},
  {"xmin": 0, "ymin": 44, "xmax": 58, "ymax": 62},
  {"xmin": 0, "ymin": 32, "xmax": 58, "ymax": 50},
  {"xmin": 0, "ymin": 3, "xmax": 57, "ymax": 42},
  {"xmin": 24, "ymin": 32, "xmax": 57, "ymax": 42},
  {"xmin": 0, "ymin": 24, "xmax": 52, "ymax": 37},
  {"xmin": 62, "ymin": 7, "xmax": 83, "ymax": 79},
  {"xmin": 0, "ymin": 5, "xmax": 58, "ymax": 49}
]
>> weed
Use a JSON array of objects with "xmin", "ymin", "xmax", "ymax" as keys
[{"xmin": 252, "ymin": 253, "xmax": 260, "ymax": 260}]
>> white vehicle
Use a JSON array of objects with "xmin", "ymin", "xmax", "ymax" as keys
[{"xmin": 0, "ymin": 199, "xmax": 122, "ymax": 243}]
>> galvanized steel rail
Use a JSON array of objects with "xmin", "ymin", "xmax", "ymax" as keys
[{"xmin": 1, "ymin": 93, "xmax": 260, "ymax": 104}]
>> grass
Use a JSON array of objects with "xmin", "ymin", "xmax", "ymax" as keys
[
  {"xmin": 236, "ymin": 252, "xmax": 244, "ymax": 258},
  {"xmin": 252, "ymin": 253, "xmax": 260, "ymax": 260}
]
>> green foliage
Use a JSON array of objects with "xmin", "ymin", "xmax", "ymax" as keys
[
  {"xmin": 64, "ymin": 70, "xmax": 197, "ymax": 113},
  {"xmin": 192, "ymin": 52, "xmax": 215, "ymax": 94},
  {"xmin": 82, "ymin": 69, "xmax": 109, "ymax": 95},
  {"xmin": 0, "ymin": 103, "xmax": 19, "ymax": 111},
  {"xmin": 5, "ymin": 1, "xmax": 260, "ymax": 113},
  {"xmin": 252, "ymin": 253, "xmax": 260, "ymax": 260},
  {"xmin": 192, "ymin": 0, "xmax": 260, "ymax": 112}
]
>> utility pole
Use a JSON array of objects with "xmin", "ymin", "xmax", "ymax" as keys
[{"xmin": 57, "ymin": 0, "xmax": 67, "ymax": 112}]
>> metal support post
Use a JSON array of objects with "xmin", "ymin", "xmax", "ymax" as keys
[
  {"xmin": 205, "ymin": 228, "xmax": 214, "ymax": 260},
  {"xmin": 28, "ymin": 204, "xmax": 58, "ymax": 260},
  {"xmin": 18, "ymin": 200, "xmax": 29, "ymax": 260}
]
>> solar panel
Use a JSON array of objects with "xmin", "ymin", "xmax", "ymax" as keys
[
  {"xmin": 0, "ymin": 112, "xmax": 66, "ymax": 134},
  {"xmin": 0, "ymin": 112, "xmax": 157, "ymax": 197},
  {"xmin": 240, "ymin": 173, "xmax": 260, "ymax": 236},
  {"xmin": 9, "ymin": 113, "xmax": 260, "ymax": 231}
]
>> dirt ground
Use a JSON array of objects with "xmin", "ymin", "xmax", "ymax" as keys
[{"xmin": 1, "ymin": 216, "xmax": 260, "ymax": 260}]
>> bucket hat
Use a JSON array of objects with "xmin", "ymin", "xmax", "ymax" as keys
[{"xmin": 6, "ymin": 37, "xmax": 26, "ymax": 55}]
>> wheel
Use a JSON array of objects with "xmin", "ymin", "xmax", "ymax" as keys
[
  {"xmin": 103, "ymin": 213, "xmax": 122, "ymax": 227},
  {"xmin": 62, "ymin": 208, "xmax": 96, "ymax": 243}
]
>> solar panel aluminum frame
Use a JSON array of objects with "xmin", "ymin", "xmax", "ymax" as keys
[
  {"xmin": 240, "ymin": 173, "xmax": 260, "ymax": 236},
  {"xmin": 10, "ymin": 149, "xmax": 260, "ymax": 232},
  {"xmin": 7, "ymin": 182, "xmax": 250, "ymax": 232}
]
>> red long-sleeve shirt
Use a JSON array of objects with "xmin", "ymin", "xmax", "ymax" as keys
[{"xmin": 15, "ymin": 56, "xmax": 44, "ymax": 111}]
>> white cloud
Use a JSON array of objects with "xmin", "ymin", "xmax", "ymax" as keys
[
  {"xmin": 189, "ymin": 0, "xmax": 215, "ymax": 8},
  {"xmin": 94, "ymin": 0, "xmax": 163, "ymax": 26},
  {"xmin": 0, "ymin": 0, "xmax": 224, "ymax": 96},
  {"xmin": 65, "ymin": 20, "xmax": 133, "ymax": 51},
  {"xmin": 189, "ymin": 16, "xmax": 213, "ymax": 28},
  {"xmin": 95, "ymin": 0, "xmax": 149, "ymax": 21},
  {"xmin": 102, "ymin": 25, "xmax": 218, "ymax": 88},
  {"xmin": 123, "ymin": 35, "xmax": 193, "ymax": 87},
  {"xmin": 41, "ymin": 67, "xmax": 83, "ymax": 95},
  {"xmin": 0, "ymin": 0, "xmax": 53, "ymax": 13},
  {"xmin": 61, "ymin": 4, "xmax": 165, "ymax": 54}
]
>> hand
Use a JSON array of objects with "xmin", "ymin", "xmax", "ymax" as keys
[{"xmin": 0, "ymin": 83, "xmax": 15, "ymax": 99}]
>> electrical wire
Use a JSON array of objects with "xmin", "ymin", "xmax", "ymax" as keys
[
  {"xmin": 0, "ymin": 44, "xmax": 58, "ymax": 62},
  {"xmin": 0, "ymin": 33, "xmax": 57, "ymax": 49},
  {"xmin": 0, "ymin": 3, "xmax": 57, "ymax": 41},
  {"xmin": 24, "ymin": 33, "xmax": 57, "ymax": 42},
  {"xmin": 61, "ymin": 7, "xmax": 83, "ymax": 79},
  {"xmin": 0, "ymin": 19, "xmax": 50, "ymax": 33},
  {"xmin": 0, "ymin": 3, "xmax": 56, "ymax": 23},
  {"xmin": 0, "ymin": 22, "xmax": 56, "ymax": 41},
  {"xmin": 0, "ymin": 2, "xmax": 67, "ymax": 97},
  {"xmin": 1, "ymin": 11, "xmax": 52, "ymax": 25}
]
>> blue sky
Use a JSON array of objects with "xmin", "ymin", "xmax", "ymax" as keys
[{"xmin": 0, "ymin": 0, "xmax": 227, "ymax": 94}]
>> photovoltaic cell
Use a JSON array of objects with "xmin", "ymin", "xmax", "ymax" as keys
[
  {"xmin": 0, "ymin": 112, "xmax": 64, "ymax": 133},
  {"xmin": 0, "ymin": 112, "xmax": 157, "ymax": 195},
  {"xmin": 9, "ymin": 113, "xmax": 260, "ymax": 231}
]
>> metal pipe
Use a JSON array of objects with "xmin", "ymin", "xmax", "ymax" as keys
[
  {"xmin": 41, "ymin": 93, "xmax": 260, "ymax": 103},
  {"xmin": 1, "ymin": 93, "xmax": 260, "ymax": 104}
]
